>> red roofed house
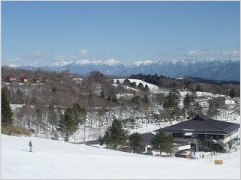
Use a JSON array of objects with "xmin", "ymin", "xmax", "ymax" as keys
[
  {"xmin": 33, "ymin": 78, "xmax": 41, "ymax": 84},
  {"xmin": 5, "ymin": 75, "xmax": 16, "ymax": 82},
  {"xmin": 20, "ymin": 76, "xmax": 29, "ymax": 83}
]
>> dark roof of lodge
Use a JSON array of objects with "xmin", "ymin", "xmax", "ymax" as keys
[
  {"xmin": 162, "ymin": 113, "xmax": 240, "ymax": 135},
  {"xmin": 141, "ymin": 132, "xmax": 155, "ymax": 146},
  {"xmin": 84, "ymin": 139, "xmax": 99, "ymax": 145}
]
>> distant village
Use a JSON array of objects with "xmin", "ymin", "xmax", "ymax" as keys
[
  {"xmin": 4, "ymin": 74, "xmax": 48, "ymax": 84},
  {"xmin": 3, "ymin": 73, "xmax": 84, "ymax": 84}
]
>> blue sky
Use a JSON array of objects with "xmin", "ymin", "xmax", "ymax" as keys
[{"xmin": 2, "ymin": 1, "xmax": 240, "ymax": 66}]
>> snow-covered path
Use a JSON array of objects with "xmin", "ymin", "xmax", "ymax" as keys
[{"xmin": 1, "ymin": 134, "xmax": 240, "ymax": 179}]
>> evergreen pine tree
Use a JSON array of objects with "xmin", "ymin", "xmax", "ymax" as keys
[
  {"xmin": 142, "ymin": 94, "xmax": 150, "ymax": 104},
  {"xmin": 183, "ymin": 93, "xmax": 196, "ymax": 118},
  {"xmin": 196, "ymin": 85, "xmax": 202, "ymax": 92},
  {"xmin": 229, "ymin": 89, "xmax": 235, "ymax": 98},
  {"xmin": 130, "ymin": 82, "xmax": 137, "ymax": 89},
  {"xmin": 129, "ymin": 132, "xmax": 144, "ymax": 153},
  {"xmin": 71, "ymin": 104, "xmax": 81, "ymax": 130},
  {"xmin": 123, "ymin": 79, "xmax": 131, "ymax": 86},
  {"xmin": 110, "ymin": 119, "xmax": 126, "ymax": 148},
  {"xmin": 1, "ymin": 88, "xmax": 14, "ymax": 126},
  {"xmin": 183, "ymin": 93, "xmax": 192, "ymax": 107},
  {"xmin": 151, "ymin": 129, "xmax": 173, "ymax": 155},
  {"xmin": 144, "ymin": 85, "xmax": 149, "ymax": 92},
  {"xmin": 163, "ymin": 134, "xmax": 174, "ymax": 154},
  {"xmin": 163, "ymin": 91, "xmax": 181, "ymax": 120},
  {"xmin": 58, "ymin": 107, "xmax": 80, "ymax": 142},
  {"xmin": 103, "ymin": 129, "xmax": 111, "ymax": 147},
  {"xmin": 103, "ymin": 118, "xmax": 126, "ymax": 149},
  {"xmin": 138, "ymin": 83, "xmax": 144, "ymax": 91},
  {"xmin": 116, "ymin": 79, "xmax": 120, "ymax": 85},
  {"xmin": 151, "ymin": 129, "xmax": 166, "ymax": 152}
]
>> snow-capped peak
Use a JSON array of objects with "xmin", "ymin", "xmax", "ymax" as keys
[
  {"xmin": 133, "ymin": 60, "xmax": 154, "ymax": 66},
  {"xmin": 103, "ymin": 59, "xmax": 121, "ymax": 66},
  {"xmin": 7, "ymin": 64, "xmax": 20, "ymax": 68},
  {"xmin": 52, "ymin": 61, "xmax": 74, "ymax": 66},
  {"xmin": 169, "ymin": 59, "xmax": 198, "ymax": 65},
  {"xmin": 52, "ymin": 59, "xmax": 122, "ymax": 67},
  {"xmin": 75, "ymin": 59, "xmax": 93, "ymax": 65}
]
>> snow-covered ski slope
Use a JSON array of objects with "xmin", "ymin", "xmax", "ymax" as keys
[
  {"xmin": 1, "ymin": 134, "xmax": 240, "ymax": 179},
  {"xmin": 114, "ymin": 78, "xmax": 169, "ymax": 94}
]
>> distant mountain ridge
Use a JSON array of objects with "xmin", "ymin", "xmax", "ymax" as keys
[
  {"xmin": 176, "ymin": 76, "xmax": 240, "ymax": 85},
  {"xmin": 5, "ymin": 59, "xmax": 240, "ymax": 82}
]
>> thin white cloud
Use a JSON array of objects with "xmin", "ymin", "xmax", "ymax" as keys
[
  {"xmin": 187, "ymin": 50, "xmax": 206, "ymax": 56},
  {"xmin": 222, "ymin": 50, "xmax": 240, "ymax": 57},
  {"xmin": 186, "ymin": 49, "xmax": 240, "ymax": 60},
  {"xmin": 2, "ymin": 50, "xmax": 56, "ymax": 67},
  {"xmin": 78, "ymin": 49, "xmax": 88, "ymax": 56},
  {"xmin": 133, "ymin": 59, "xmax": 154, "ymax": 66},
  {"xmin": 30, "ymin": 50, "xmax": 50, "ymax": 57}
]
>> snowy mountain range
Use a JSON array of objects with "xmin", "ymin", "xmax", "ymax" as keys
[{"xmin": 7, "ymin": 59, "xmax": 240, "ymax": 81}]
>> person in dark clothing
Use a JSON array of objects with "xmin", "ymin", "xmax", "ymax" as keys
[{"xmin": 29, "ymin": 141, "xmax": 32, "ymax": 152}]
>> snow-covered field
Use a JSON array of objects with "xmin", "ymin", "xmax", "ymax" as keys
[
  {"xmin": 1, "ymin": 134, "xmax": 240, "ymax": 179},
  {"xmin": 114, "ymin": 78, "xmax": 169, "ymax": 94},
  {"xmin": 179, "ymin": 91, "xmax": 226, "ymax": 98}
]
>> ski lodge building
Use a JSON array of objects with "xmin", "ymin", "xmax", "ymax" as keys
[{"xmin": 162, "ymin": 113, "xmax": 240, "ymax": 152}]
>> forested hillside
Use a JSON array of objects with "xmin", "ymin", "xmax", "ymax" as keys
[{"xmin": 1, "ymin": 67, "xmax": 240, "ymax": 145}]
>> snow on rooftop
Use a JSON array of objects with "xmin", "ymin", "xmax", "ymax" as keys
[{"xmin": 128, "ymin": 124, "xmax": 160, "ymax": 134}]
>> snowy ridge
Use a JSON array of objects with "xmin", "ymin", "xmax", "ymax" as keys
[
  {"xmin": 7, "ymin": 59, "xmax": 240, "ymax": 81},
  {"xmin": 52, "ymin": 60, "xmax": 74, "ymax": 66},
  {"xmin": 133, "ymin": 59, "xmax": 155, "ymax": 66},
  {"xmin": 104, "ymin": 59, "xmax": 122, "ymax": 66},
  {"xmin": 114, "ymin": 78, "xmax": 169, "ymax": 94},
  {"xmin": 52, "ymin": 59, "xmax": 122, "ymax": 67}
]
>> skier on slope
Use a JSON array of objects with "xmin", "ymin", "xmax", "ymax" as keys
[{"xmin": 29, "ymin": 141, "xmax": 32, "ymax": 152}]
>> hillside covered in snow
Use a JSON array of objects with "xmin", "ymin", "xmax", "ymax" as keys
[
  {"xmin": 1, "ymin": 67, "xmax": 240, "ymax": 179},
  {"xmin": 1, "ymin": 68, "xmax": 240, "ymax": 142},
  {"xmin": 1, "ymin": 134, "xmax": 240, "ymax": 179}
]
